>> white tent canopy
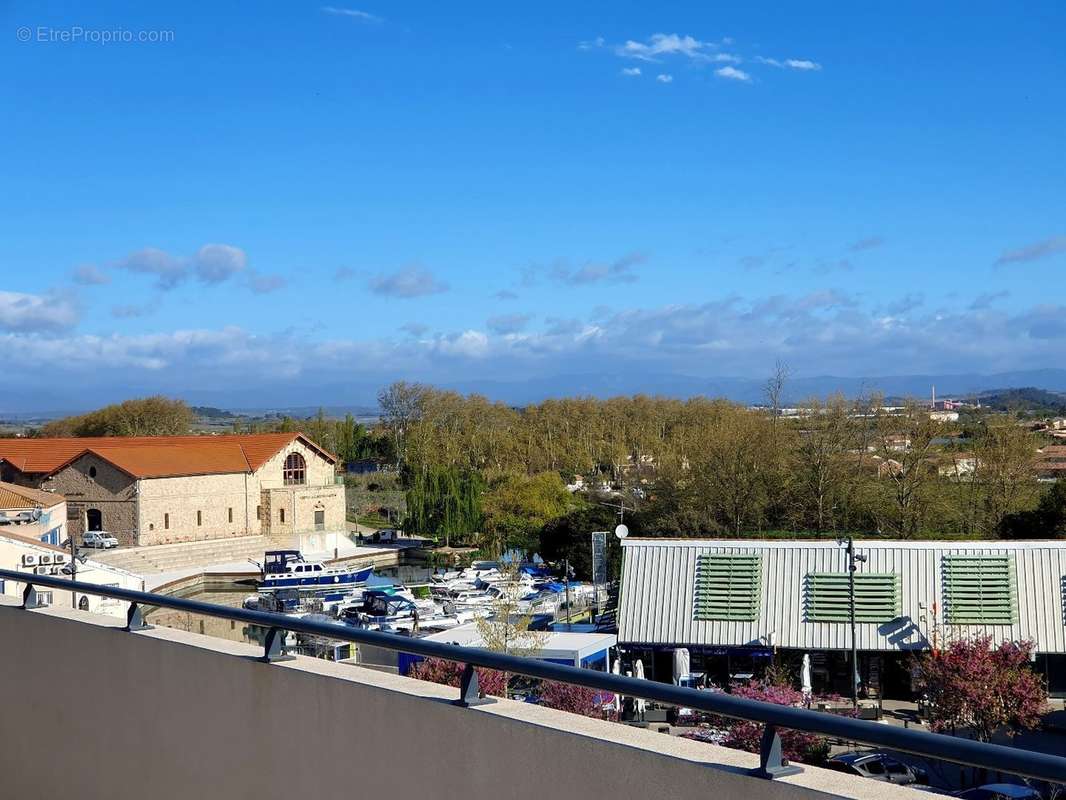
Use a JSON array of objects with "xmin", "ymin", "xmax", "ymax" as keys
[{"xmin": 672, "ymin": 647, "xmax": 690, "ymax": 686}]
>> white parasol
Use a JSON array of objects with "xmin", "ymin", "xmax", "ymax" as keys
[
  {"xmin": 801, "ymin": 653, "xmax": 813, "ymax": 703},
  {"xmin": 611, "ymin": 658, "xmax": 622, "ymax": 713},
  {"xmin": 672, "ymin": 647, "xmax": 690, "ymax": 686},
  {"xmin": 634, "ymin": 658, "xmax": 647, "ymax": 716}
]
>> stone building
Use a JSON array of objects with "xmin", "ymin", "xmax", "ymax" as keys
[{"xmin": 0, "ymin": 433, "xmax": 344, "ymax": 547}]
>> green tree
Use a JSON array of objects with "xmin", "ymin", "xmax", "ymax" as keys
[
  {"xmin": 480, "ymin": 471, "xmax": 580, "ymax": 557},
  {"xmin": 403, "ymin": 465, "xmax": 483, "ymax": 548},
  {"xmin": 539, "ymin": 503, "xmax": 621, "ymax": 581},
  {"xmin": 39, "ymin": 396, "xmax": 194, "ymax": 437}
]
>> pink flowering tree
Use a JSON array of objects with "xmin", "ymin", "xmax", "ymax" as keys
[
  {"xmin": 682, "ymin": 680, "xmax": 831, "ymax": 765},
  {"xmin": 408, "ymin": 657, "xmax": 507, "ymax": 698},
  {"xmin": 916, "ymin": 636, "xmax": 1045, "ymax": 742},
  {"xmin": 538, "ymin": 680, "xmax": 613, "ymax": 717}
]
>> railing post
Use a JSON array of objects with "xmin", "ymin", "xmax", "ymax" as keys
[
  {"xmin": 453, "ymin": 663, "xmax": 494, "ymax": 707},
  {"xmin": 125, "ymin": 602, "xmax": 154, "ymax": 632},
  {"xmin": 260, "ymin": 626, "xmax": 295, "ymax": 662},
  {"xmin": 21, "ymin": 583, "xmax": 42, "ymax": 610},
  {"xmin": 751, "ymin": 724, "xmax": 803, "ymax": 780}
]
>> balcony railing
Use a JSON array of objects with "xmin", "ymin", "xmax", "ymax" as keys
[{"xmin": 3, "ymin": 566, "xmax": 1066, "ymax": 784}]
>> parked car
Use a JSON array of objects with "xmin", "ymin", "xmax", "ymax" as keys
[
  {"xmin": 955, "ymin": 785, "xmax": 1042, "ymax": 800},
  {"xmin": 82, "ymin": 531, "xmax": 119, "ymax": 549},
  {"xmin": 827, "ymin": 752, "xmax": 927, "ymax": 785}
]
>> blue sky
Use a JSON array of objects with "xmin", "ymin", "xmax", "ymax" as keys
[{"xmin": 2, "ymin": 1, "xmax": 1065, "ymax": 410}]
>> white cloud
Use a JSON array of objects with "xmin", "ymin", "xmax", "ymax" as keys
[
  {"xmin": 487, "ymin": 313, "xmax": 533, "ymax": 335},
  {"xmin": 114, "ymin": 244, "xmax": 250, "ymax": 290},
  {"xmin": 617, "ymin": 33, "xmax": 708, "ymax": 62},
  {"xmin": 656, "ymin": 74, "xmax": 673, "ymax": 84},
  {"xmin": 578, "ymin": 36, "xmax": 605, "ymax": 51},
  {"xmin": 321, "ymin": 6, "xmax": 381, "ymax": 22},
  {"xmin": 245, "ymin": 270, "xmax": 286, "ymax": 294},
  {"xmin": 72, "ymin": 265, "xmax": 110, "ymax": 286},
  {"xmin": 433, "ymin": 330, "xmax": 489, "ymax": 359},
  {"xmin": 785, "ymin": 59, "xmax": 821, "ymax": 71},
  {"xmin": 715, "ymin": 66, "xmax": 751, "ymax": 82},
  {"xmin": 4, "ymin": 292, "xmax": 1066, "ymax": 407},
  {"xmin": 621, "ymin": 67, "xmax": 641, "ymax": 77},
  {"xmin": 996, "ymin": 235, "xmax": 1066, "ymax": 265},
  {"xmin": 194, "ymin": 244, "xmax": 247, "ymax": 284},
  {"xmin": 0, "ymin": 290, "xmax": 79, "ymax": 332},
  {"xmin": 368, "ymin": 265, "xmax": 449, "ymax": 298},
  {"xmin": 756, "ymin": 56, "xmax": 822, "ymax": 71}
]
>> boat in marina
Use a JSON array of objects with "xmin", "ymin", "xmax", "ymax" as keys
[{"xmin": 255, "ymin": 550, "xmax": 373, "ymax": 594}]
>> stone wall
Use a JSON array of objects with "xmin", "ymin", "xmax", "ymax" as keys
[
  {"xmin": 256, "ymin": 438, "xmax": 337, "ymax": 490},
  {"xmin": 261, "ymin": 485, "xmax": 345, "ymax": 540},
  {"xmin": 44, "ymin": 454, "xmax": 138, "ymax": 546},
  {"xmin": 136, "ymin": 472, "xmax": 259, "ymax": 546}
]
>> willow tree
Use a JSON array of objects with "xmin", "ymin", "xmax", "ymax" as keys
[{"xmin": 403, "ymin": 465, "xmax": 483, "ymax": 547}]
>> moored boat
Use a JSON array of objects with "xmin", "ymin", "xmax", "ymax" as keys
[{"xmin": 256, "ymin": 550, "xmax": 373, "ymax": 593}]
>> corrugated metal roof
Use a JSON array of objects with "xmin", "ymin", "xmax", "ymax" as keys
[
  {"xmin": 0, "ymin": 481, "xmax": 64, "ymax": 510},
  {"xmin": 0, "ymin": 433, "xmax": 336, "ymax": 478},
  {"xmin": 619, "ymin": 538, "xmax": 1066, "ymax": 654}
]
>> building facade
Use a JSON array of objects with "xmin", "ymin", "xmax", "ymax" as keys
[
  {"xmin": 618, "ymin": 538, "xmax": 1066, "ymax": 697},
  {"xmin": 0, "ymin": 481, "xmax": 67, "ymax": 546},
  {"xmin": 0, "ymin": 433, "xmax": 345, "ymax": 547},
  {"xmin": 0, "ymin": 528, "xmax": 143, "ymax": 618}
]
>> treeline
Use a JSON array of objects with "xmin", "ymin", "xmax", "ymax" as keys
[
  {"xmin": 377, "ymin": 382, "xmax": 1059, "ymax": 554},
  {"xmin": 235, "ymin": 409, "xmax": 392, "ymax": 465},
  {"xmin": 37, "ymin": 397, "xmax": 194, "ymax": 437}
]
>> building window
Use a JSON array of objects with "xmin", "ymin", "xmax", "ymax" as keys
[
  {"xmin": 279, "ymin": 507, "xmax": 286, "ymax": 523},
  {"xmin": 228, "ymin": 507, "xmax": 234, "ymax": 523},
  {"xmin": 164, "ymin": 513, "xmax": 170, "ymax": 530},
  {"xmin": 197, "ymin": 510, "xmax": 202, "ymax": 526},
  {"xmin": 694, "ymin": 552, "xmax": 762, "ymax": 621},
  {"xmin": 89, "ymin": 465, "xmax": 97, "ymax": 479},
  {"xmin": 256, "ymin": 505, "xmax": 262, "ymax": 521},
  {"xmin": 942, "ymin": 554, "xmax": 1017, "ymax": 625},
  {"xmin": 314, "ymin": 509, "xmax": 325, "ymax": 531},
  {"xmin": 805, "ymin": 573, "xmax": 901, "ymax": 622},
  {"xmin": 36, "ymin": 591, "xmax": 53, "ymax": 607},
  {"xmin": 283, "ymin": 452, "xmax": 307, "ymax": 486}
]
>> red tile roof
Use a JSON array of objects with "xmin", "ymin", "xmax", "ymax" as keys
[
  {"xmin": 0, "ymin": 433, "xmax": 335, "ymax": 479},
  {"xmin": 0, "ymin": 481, "xmax": 64, "ymax": 510}
]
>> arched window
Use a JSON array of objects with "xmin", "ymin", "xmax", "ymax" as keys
[{"xmin": 283, "ymin": 453, "xmax": 306, "ymax": 485}]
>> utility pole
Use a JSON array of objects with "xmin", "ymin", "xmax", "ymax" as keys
[
  {"xmin": 69, "ymin": 528, "xmax": 78, "ymax": 608},
  {"xmin": 564, "ymin": 558, "xmax": 572, "ymax": 632},
  {"xmin": 839, "ymin": 536, "xmax": 867, "ymax": 711}
]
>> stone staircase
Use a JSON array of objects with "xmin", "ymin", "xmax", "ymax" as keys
[{"xmin": 92, "ymin": 536, "xmax": 269, "ymax": 575}]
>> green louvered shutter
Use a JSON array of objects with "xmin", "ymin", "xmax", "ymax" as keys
[
  {"xmin": 805, "ymin": 573, "xmax": 901, "ymax": 622},
  {"xmin": 694, "ymin": 553, "xmax": 762, "ymax": 621},
  {"xmin": 942, "ymin": 554, "xmax": 1017, "ymax": 625}
]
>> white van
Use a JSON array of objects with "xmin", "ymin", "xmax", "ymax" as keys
[{"xmin": 83, "ymin": 531, "xmax": 119, "ymax": 549}]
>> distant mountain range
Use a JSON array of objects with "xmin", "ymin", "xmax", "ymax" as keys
[
  {"xmin": 7, "ymin": 369, "xmax": 1066, "ymax": 420},
  {"xmin": 433, "ymin": 368, "xmax": 1066, "ymax": 407}
]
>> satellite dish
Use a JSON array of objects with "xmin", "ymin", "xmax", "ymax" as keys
[{"xmin": 614, "ymin": 524, "xmax": 629, "ymax": 540}]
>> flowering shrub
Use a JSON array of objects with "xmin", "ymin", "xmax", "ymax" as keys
[
  {"xmin": 408, "ymin": 657, "xmax": 507, "ymax": 697},
  {"xmin": 916, "ymin": 636, "xmax": 1045, "ymax": 742},
  {"xmin": 682, "ymin": 680, "xmax": 830, "ymax": 765},
  {"xmin": 538, "ymin": 680, "xmax": 613, "ymax": 717}
]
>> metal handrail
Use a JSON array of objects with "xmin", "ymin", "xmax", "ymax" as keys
[{"xmin": 4, "ymin": 567, "xmax": 1066, "ymax": 784}]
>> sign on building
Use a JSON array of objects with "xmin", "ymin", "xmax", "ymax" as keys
[{"xmin": 591, "ymin": 531, "xmax": 607, "ymax": 586}]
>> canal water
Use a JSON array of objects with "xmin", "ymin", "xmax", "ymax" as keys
[{"xmin": 146, "ymin": 565, "xmax": 439, "ymax": 647}]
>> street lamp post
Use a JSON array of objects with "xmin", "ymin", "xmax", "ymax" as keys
[{"xmin": 839, "ymin": 536, "xmax": 867, "ymax": 711}]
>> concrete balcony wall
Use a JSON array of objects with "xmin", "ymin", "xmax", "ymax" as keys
[{"xmin": 0, "ymin": 598, "xmax": 924, "ymax": 800}]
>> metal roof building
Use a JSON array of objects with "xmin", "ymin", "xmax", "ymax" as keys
[{"xmin": 619, "ymin": 538, "xmax": 1066, "ymax": 654}]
